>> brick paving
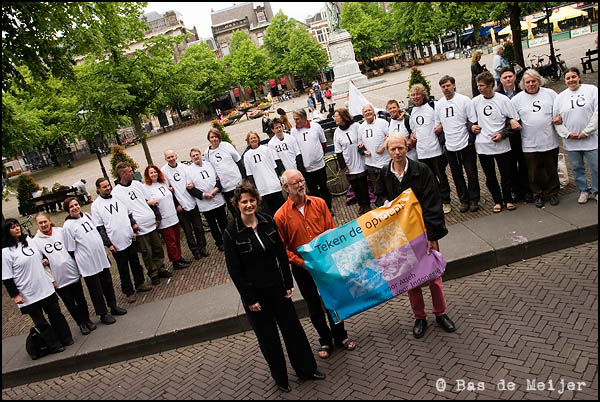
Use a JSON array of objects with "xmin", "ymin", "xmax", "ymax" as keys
[{"xmin": 2, "ymin": 242, "xmax": 597, "ymax": 400}]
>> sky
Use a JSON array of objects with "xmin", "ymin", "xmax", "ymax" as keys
[{"xmin": 144, "ymin": 2, "xmax": 327, "ymax": 39}]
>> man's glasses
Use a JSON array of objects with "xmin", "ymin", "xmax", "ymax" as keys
[{"xmin": 289, "ymin": 179, "xmax": 305, "ymax": 186}]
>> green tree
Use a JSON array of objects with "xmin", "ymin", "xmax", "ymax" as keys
[
  {"xmin": 340, "ymin": 2, "xmax": 391, "ymax": 67},
  {"xmin": 225, "ymin": 31, "xmax": 271, "ymax": 102},
  {"xmin": 173, "ymin": 42, "xmax": 231, "ymax": 113},
  {"xmin": 389, "ymin": 3, "xmax": 445, "ymax": 60},
  {"xmin": 408, "ymin": 67, "xmax": 432, "ymax": 97},
  {"xmin": 16, "ymin": 173, "xmax": 40, "ymax": 214},
  {"xmin": 285, "ymin": 27, "xmax": 329, "ymax": 80},
  {"xmin": 263, "ymin": 11, "xmax": 297, "ymax": 76},
  {"xmin": 438, "ymin": 2, "xmax": 496, "ymax": 47}
]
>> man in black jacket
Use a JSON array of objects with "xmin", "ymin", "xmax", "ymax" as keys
[{"xmin": 374, "ymin": 133, "xmax": 456, "ymax": 339}]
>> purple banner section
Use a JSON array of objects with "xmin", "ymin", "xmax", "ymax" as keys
[{"xmin": 377, "ymin": 233, "xmax": 446, "ymax": 296}]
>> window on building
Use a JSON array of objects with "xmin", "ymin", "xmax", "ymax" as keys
[
  {"xmin": 257, "ymin": 33, "xmax": 264, "ymax": 46},
  {"xmin": 257, "ymin": 11, "xmax": 266, "ymax": 23},
  {"xmin": 221, "ymin": 43, "xmax": 229, "ymax": 56},
  {"xmin": 316, "ymin": 29, "xmax": 325, "ymax": 43}
]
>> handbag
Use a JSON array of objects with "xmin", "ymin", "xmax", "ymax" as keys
[
  {"xmin": 557, "ymin": 152, "xmax": 569, "ymax": 188},
  {"xmin": 25, "ymin": 327, "xmax": 49, "ymax": 360}
]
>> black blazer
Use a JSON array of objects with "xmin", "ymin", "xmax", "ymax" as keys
[
  {"xmin": 375, "ymin": 160, "xmax": 448, "ymax": 242},
  {"xmin": 471, "ymin": 62, "xmax": 486, "ymax": 97},
  {"xmin": 223, "ymin": 212, "xmax": 293, "ymax": 306}
]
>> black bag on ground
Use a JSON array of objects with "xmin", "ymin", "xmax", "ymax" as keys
[{"xmin": 25, "ymin": 327, "xmax": 50, "ymax": 360}]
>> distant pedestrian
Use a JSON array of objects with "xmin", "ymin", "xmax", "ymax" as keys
[
  {"xmin": 553, "ymin": 67, "xmax": 598, "ymax": 204},
  {"xmin": 215, "ymin": 108, "xmax": 223, "ymax": 120},
  {"xmin": 276, "ymin": 108, "xmax": 293, "ymax": 131},
  {"xmin": 62, "ymin": 197, "xmax": 127, "ymax": 325},
  {"xmin": 307, "ymin": 90, "xmax": 316, "ymax": 112},
  {"xmin": 262, "ymin": 111, "xmax": 274, "ymax": 138},
  {"xmin": 492, "ymin": 46, "xmax": 509, "ymax": 85},
  {"xmin": 224, "ymin": 182, "xmax": 325, "ymax": 393},
  {"xmin": 3, "ymin": 218, "xmax": 73, "ymax": 352},
  {"xmin": 471, "ymin": 51, "xmax": 486, "ymax": 97},
  {"xmin": 32, "ymin": 212, "xmax": 96, "ymax": 335}
]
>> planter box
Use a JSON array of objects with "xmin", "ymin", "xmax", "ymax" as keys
[
  {"xmin": 424, "ymin": 56, "xmax": 432, "ymax": 63},
  {"xmin": 416, "ymin": 58, "xmax": 425, "ymax": 65}
]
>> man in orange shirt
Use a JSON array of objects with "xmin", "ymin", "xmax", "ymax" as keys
[{"xmin": 274, "ymin": 169, "xmax": 356, "ymax": 359}]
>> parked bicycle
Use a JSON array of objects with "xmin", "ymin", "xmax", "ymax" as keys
[
  {"xmin": 19, "ymin": 214, "xmax": 35, "ymax": 237},
  {"xmin": 527, "ymin": 51, "xmax": 567, "ymax": 81},
  {"xmin": 324, "ymin": 153, "xmax": 350, "ymax": 196}
]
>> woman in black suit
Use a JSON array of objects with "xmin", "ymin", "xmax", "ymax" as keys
[
  {"xmin": 471, "ymin": 50, "xmax": 487, "ymax": 97},
  {"xmin": 223, "ymin": 183, "xmax": 325, "ymax": 393}
]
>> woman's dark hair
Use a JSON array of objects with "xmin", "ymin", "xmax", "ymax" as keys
[
  {"xmin": 63, "ymin": 196, "xmax": 79, "ymax": 213},
  {"xmin": 232, "ymin": 182, "xmax": 262, "ymax": 211},
  {"xmin": 2, "ymin": 218, "xmax": 27, "ymax": 248},
  {"xmin": 565, "ymin": 67, "xmax": 580, "ymax": 77},
  {"xmin": 334, "ymin": 107, "xmax": 354, "ymax": 130}
]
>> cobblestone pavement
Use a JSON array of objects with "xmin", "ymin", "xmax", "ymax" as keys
[
  {"xmin": 2, "ymin": 33, "xmax": 597, "ymax": 339},
  {"xmin": 2, "ymin": 242, "xmax": 597, "ymax": 400}
]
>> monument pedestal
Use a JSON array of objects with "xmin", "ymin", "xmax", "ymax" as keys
[{"xmin": 329, "ymin": 30, "xmax": 382, "ymax": 96}]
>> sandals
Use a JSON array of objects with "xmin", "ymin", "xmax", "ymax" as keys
[
  {"xmin": 506, "ymin": 202, "xmax": 517, "ymax": 211},
  {"xmin": 317, "ymin": 345, "xmax": 331, "ymax": 359},
  {"xmin": 339, "ymin": 338, "xmax": 356, "ymax": 351},
  {"xmin": 493, "ymin": 204, "xmax": 502, "ymax": 213}
]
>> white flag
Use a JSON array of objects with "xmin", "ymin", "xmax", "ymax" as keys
[{"xmin": 347, "ymin": 81, "xmax": 385, "ymax": 116}]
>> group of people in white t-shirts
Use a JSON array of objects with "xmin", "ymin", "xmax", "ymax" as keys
[{"xmin": 3, "ymin": 69, "xmax": 596, "ymax": 358}]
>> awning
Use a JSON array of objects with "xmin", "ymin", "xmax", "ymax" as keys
[
  {"xmin": 498, "ymin": 20, "xmax": 538, "ymax": 36},
  {"xmin": 550, "ymin": 6, "xmax": 588, "ymax": 22}
]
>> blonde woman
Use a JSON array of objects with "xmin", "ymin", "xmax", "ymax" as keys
[{"xmin": 471, "ymin": 50, "xmax": 486, "ymax": 97}]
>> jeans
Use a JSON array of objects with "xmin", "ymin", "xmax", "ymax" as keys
[{"xmin": 567, "ymin": 149, "xmax": 598, "ymax": 195}]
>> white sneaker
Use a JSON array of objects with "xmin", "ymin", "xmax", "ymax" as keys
[
  {"xmin": 443, "ymin": 203, "xmax": 452, "ymax": 214},
  {"xmin": 578, "ymin": 191, "xmax": 589, "ymax": 204}
]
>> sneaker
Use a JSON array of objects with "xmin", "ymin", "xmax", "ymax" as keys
[
  {"xmin": 578, "ymin": 191, "xmax": 589, "ymax": 204},
  {"xmin": 110, "ymin": 306, "xmax": 127, "ymax": 316},
  {"xmin": 158, "ymin": 270, "xmax": 172, "ymax": 278},
  {"xmin": 442, "ymin": 203, "xmax": 452, "ymax": 214},
  {"xmin": 100, "ymin": 314, "xmax": 116, "ymax": 325},
  {"xmin": 179, "ymin": 258, "xmax": 192, "ymax": 265},
  {"xmin": 549, "ymin": 195, "xmax": 560, "ymax": 206},
  {"xmin": 459, "ymin": 203, "xmax": 469, "ymax": 213},
  {"xmin": 125, "ymin": 293, "xmax": 137, "ymax": 303},
  {"xmin": 173, "ymin": 260, "xmax": 189, "ymax": 270},
  {"xmin": 85, "ymin": 320, "xmax": 97, "ymax": 331},
  {"xmin": 136, "ymin": 282, "xmax": 152, "ymax": 292}
]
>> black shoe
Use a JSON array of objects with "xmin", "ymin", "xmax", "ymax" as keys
[
  {"xmin": 436, "ymin": 314, "xmax": 456, "ymax": 333},
  {"xmin": 277, "ymin": 384, "xmax": 292, "ymax": 393},
  {"xmin": 469, "ymin": 202, "xmax": 479, "ymax": 212},
  {"xmin": 110, "ymin": 306, "xmax": 127, "ymax": 316},
  {"xmin": 62, "ymin": 338, "xmax": 74, "ymax": 346},
  {"xmin": 79, "ymin": 324, "xmax": 91, "ymax": 335},
  {"xmin": 535, "ymin": 196, "xmax": 545, "ymax": 208},
  {"xmin": 300, "ymin": 371, "xmax": 326, "ymax": 381},
  {"xmin": 549, "ymin": 195, "xmax": 560, "ymax": 206},
  {"xmin": 217, "ymin": 244, "xmax": 224, "ymax": 252},
  {"xmin": 151, "ymin": 277, "xmax": 160, "ymax": 285},
  {"xmin": 158, "ymin": 270, "xmax": 172, "ymax": 278},
  {"xmin": 85, "ymin": 320, "xmax": 97, "ymax": 331},
  {"xmin": 100, "ymin": 314, "xmax": 116, "ymax": 325},
  {"xmin": 50, "ymin": 346, "xmax": 66, "ymax": 354},
  {"xmin": 173, "ymin": 260, "xmax": 189, "ymax": 270},
  {"xmin": 198, "ymin": 250, "xmax": 209, "ymax": 257},
  {"xmin": 459, "ymin": 203, "xmax": 470, "ymax": 213},
  {"xmin": 179, "ymin": 258, "xmax": 192, "ymax": 265},
  {"xmin": 413, "ymin": 319, "xmax": 428, "ymax": 339}
]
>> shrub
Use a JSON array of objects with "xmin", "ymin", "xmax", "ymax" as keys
[
  {"xmin": 109, "ymin": 145, "xmax": 138, "ymax": 179},
  {"xmin": 408, "ymin": 67, "xmax": 432, "ymax": 98},
  {"xmin": 210, "ymin": 121, "xmax": 233, "ymax": 145},
  {"xmin": 16, "ymin": 173, "xmax": 40, "ymax": 213}
]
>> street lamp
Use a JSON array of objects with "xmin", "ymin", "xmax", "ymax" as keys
[{"xmin": 78, "ymin": 110, "xmax": 109, "ymax": 180}]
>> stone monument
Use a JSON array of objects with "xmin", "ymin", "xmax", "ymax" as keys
[{"xmin": 325, "ymin": 2, "xmax": 382, "ymax": 96}]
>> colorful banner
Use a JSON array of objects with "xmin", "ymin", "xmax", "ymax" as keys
[{"xmin": 297, "ymin": 189, "xmax": 446, "ymax": 323}]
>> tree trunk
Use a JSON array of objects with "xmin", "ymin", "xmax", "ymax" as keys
[
  {"xmin": 510, "ymin": 3, "xmax": 525, "ymax": 68},
  {"xmin": 131, "ymin": 113, "xmax": 153, "ymax": 166}
]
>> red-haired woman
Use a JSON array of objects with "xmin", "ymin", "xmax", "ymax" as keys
[{"xmin": 143, "ymin": 165, "xmax": 190, "ymax": 270}]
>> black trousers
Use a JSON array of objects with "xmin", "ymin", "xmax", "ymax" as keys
[
  {"xmin": 261, "ymin": 191, "xmax": 286, "ymax": 217},
  {"xmin": 222, "ymin": 190, "xmax": 238, "ymax": 217},
  {"xmin": 84, "ymin": 268, "xmax": 117, "ymax": 316},
  {"xmin": 291, "ymin": 264, "xmax": 347, "ymax": 348},
  {"xmin": 446, "ymin": 144, "xmax": 480, "ymax": 205},
  {"xmin": 243, "ymin": 286, "xmax": 317, "ymax": 386},
  {"xmin": 56, "ymin": 279, "xmax": 91, "ymax": 326},
  {"xmin": 478, "ymin": 151, "xmax": 516, "ymax": 205},
  {"xmin": 509, "ymin": 135, "xmax": 532, "ymax": 200},
  {"xmin": 420, "ymin": 153, "xmax": 451, "ymax": 204},
  {"xmin": 304, "ymin": 167, "xmax": 332, "ymax": 211},
  {"xmin": 178, "ymin": 206, "xmax": 207, "ymax": 255},
  {"xmin": 23, "ymin": 293, "xmax": 72, "ymax": 348},
  {"xmin": 203, "ymin": 205, "xmax": 228, "ymax": 247},
  {"xmin": 348, "ymin": 172, "xmax": 370, "ymax": 207},
  {"xmin": 523, "ymin": 148, "xmax": 560, "ymax": 199},
  {"xmin": 113, "ymin": 243, "xmax": 146, "ymax": 296}
]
